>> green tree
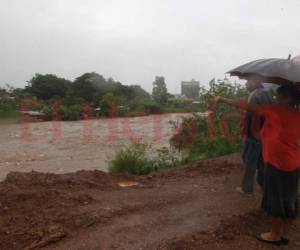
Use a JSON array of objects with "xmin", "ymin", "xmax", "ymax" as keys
[
  {"xmin": 62, "ymin": 89, "xmax": 84, "ymax": 106},
  {"xmin": 0, "ymin": 87, "xmax": 7, "ymax": 98},
  {"xmin": 130, "ymin": 85, "xmax": 150, "ymax": 99},
  {"xmin": 72, "ymin": 73, "xmax": 147, "ymax": 102},
  {"xmin": 99, "ymin": 92, "xmax": 121, "ymax": 117},
  {"xmin": 72, "ymin": 72, "xmax": 106, "ymax": 101},
  {"xmin": 26, "ymin": 74, "xmax": 72, "ymax": 100},
  {"xmin": 152, "ymin": 76, "xmax": 168, "ymax": 105}
]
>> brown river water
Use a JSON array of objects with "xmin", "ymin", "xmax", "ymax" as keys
[{"xmin": 0, "ymin": 113, "xmax": 190, "ymax": 181}]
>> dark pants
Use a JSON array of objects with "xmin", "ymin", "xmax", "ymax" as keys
[{"xmin": 242, "ymin": 138, "xmax": 265, "ymax": 193}]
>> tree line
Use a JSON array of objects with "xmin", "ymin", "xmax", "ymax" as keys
[
  {"xmin": 1, "ymin": 72, "xmax": 245, "ymax": 121},
  {"xmin": 1, "ymin": 72, "xmax": 171, "ymax": 120}
]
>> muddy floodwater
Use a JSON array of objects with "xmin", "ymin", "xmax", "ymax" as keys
[{"xmin": 0, "ymin": 113, "xmax": 190, "ymax": 181}]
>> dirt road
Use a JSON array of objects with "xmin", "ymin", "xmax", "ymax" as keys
[{"xmin": 1, "ymin": 154, "xmax": 299, "ymax": 250}]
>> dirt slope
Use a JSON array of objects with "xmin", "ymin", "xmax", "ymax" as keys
[{"xmin": 0, "ymin": 154, "xmax": 299, "ymax": 250}]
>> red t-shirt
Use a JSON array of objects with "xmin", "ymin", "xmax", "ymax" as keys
[{"xmin": 259, "ymin": 105, "xmax": 300, "ymax": 171}]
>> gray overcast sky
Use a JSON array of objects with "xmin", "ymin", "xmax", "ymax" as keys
[{"xmin": 0, "ymin": 0, "xmax": 299, "ymax": 93}]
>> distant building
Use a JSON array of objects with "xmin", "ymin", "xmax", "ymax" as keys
[{"xmin": 181, "ymin": 79, "xmax": 200, "ymax": 98}]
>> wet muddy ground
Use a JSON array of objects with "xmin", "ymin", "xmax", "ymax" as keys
[{"xmin": 1, "ymin": 154, "xmax": 299, "ymax": 249}]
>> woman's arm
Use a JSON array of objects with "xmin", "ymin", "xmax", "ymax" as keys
[{"xmin": 212, "ymin": 96, "xmax": 260, "ymax": 113}]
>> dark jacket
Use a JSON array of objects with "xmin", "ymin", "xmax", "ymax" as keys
[{"xmin": 242, "ymin": 87, "xmax": 274, "ymax": 140}]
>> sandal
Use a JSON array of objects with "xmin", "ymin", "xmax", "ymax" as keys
[{"xmin": 255, "ymin": 234, "xmax": 282, "ymax": 246}]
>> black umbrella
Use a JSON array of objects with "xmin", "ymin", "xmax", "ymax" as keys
[{"xmin": 227, "ymin": 55, "xmax": 300, "ymax": 86}]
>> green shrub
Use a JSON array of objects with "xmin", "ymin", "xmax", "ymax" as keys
[
  {"xmin": 129, "ymin": 99, "xmax": 162, "ymax": 115},
  {"xmin": 60, "ymin": 105, "xmax": 83, "ymax": 121},
  {"xmin": 109, "ymin": 143, "xmax": 181, "ymax": 175},
  {"xmin": 0, "ymin": 99, "xmax": 19, "ymax": 119},
  {"xmin": 168, "ymin": 79, "xmax": 246, "ymax": 162},
  {"xmin": 41, "ymin": 104, "xmax": 53, "ymax": 121},
  {"xmin": 188, "ymin": 138, "xmax": 241, "ymax": 161},
  {"xmin": 109, "ymin": 143, "xmax": 154, "ymax": 175},
  {"xmin": 152, "ymin": 147, "xmax": 181, "ymax": 170},
  {"xmin": 170, "ymin": 110, "xmax": 242, "ymax": 162},
  {"xmin": 0, "ymin": 99, "xmax": 17, "ymax": 111},
  {"xmin": 143, "ymin": 101, "xmax": 162, "ymax": 114}
]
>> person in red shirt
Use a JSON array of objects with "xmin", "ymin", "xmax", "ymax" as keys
[{"xmin": 212, "ymin": 84, "xmax": 300, "ymax": 246}]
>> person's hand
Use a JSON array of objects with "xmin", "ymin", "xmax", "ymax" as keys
[
  {"xmin": 208, "ymin": 96, "xmax": 222, "ymax": 109},
  {"xmin": 208, "ymin": 98, "xmax": 215, "ymax": 109},
  {"xmin": 214, "ymin": 96, "xmax": 223, "ymax": 103}
]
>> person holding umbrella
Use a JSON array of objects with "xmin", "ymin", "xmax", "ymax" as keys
[
  {"xmin": 238, "ymin": 78, "xmax": 273, "ymax": 196},
  {"xmin": 212, "ymin": 83, "xmax": 300, "ymax": 245}
]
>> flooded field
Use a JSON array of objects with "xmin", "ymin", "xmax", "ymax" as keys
[{"xmin": 0, "ymin": 113, "xmax": 190, "ymax": 181}]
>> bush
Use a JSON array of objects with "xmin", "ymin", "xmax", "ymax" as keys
[
  {"xmin": 109, "ymin": 143, "xmax": 154, "ymax": 175},
  {"xmin": 41, "ymin": 104, "xmax": 53, "ymax": 121},
  {"xmin": 60, "ymin": 105, "xmax": 83, "ymax": 121},
  {"xmin": 170, "ymin": 107, "xmax": 242, "ymax": 161},
  {"xmin": 0, "ymin": 99, "xmax": 17, "ymax": 112},
  {"xmin": 152, "ymin": 147, "xmax": 180, "ymax": 170},
  {"xmin": 168, "ymin": 78, "xmax": 247, "ymax": 162},
  {"xmin": 143, "ymin": 101, "xmax": 162, "ymax": 114},
  {"xmin": 129, "ymin": 99, "xmax": 162, "ymax": 115},
  {"xmin": 0, "ymin": 99, "xmax": 20, "ymax": 119},
  {"xmin": 188, "ymin": 137, "xmax": 241, "ymax": 161},
  {"xmin": 109, "ymin": 143, "xmax": 180, "ymax": 175}
]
